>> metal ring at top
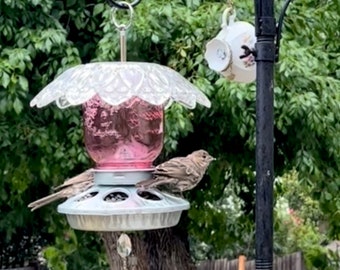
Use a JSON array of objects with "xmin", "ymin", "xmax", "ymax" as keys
[
  {"xmin": 111, "ymin": 1, "xmax": 134, "ymax": 29},
  {"xmin": 107, "ymin": 0, "xmax": 141, "ymax": 9}
]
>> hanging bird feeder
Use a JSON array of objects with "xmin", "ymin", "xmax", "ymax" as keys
[{"xmin": 30, "ymin": 2, "xmax": 210, "ymax": 231}]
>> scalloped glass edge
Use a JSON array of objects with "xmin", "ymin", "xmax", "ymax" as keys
[{"xmin": 30, "ymin": 62, "xmax": 211, "ymax": 109}]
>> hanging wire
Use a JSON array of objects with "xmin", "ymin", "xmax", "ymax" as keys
[{"xmin": 111, "ymin": 1, "xmax": 134, "ymax": 61}]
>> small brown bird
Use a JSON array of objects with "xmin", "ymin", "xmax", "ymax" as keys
[
  {"xmin": 28, "ymin": 169, "xmax": 94, "ymax": 211},
  {"xmin": 28, "ymin": 150, "xmax": 214, "ymax": 210},
  {"xmin": 136, "ymin": 150, "xmax": 214, "ymax": 193}
]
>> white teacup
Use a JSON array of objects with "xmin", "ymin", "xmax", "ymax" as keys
[{"xmin": 204, "ymin": 8, "xmax": 256, "ymax": 83}]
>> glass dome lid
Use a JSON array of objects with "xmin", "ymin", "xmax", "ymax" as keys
[{"xmin": 30, "ymin": 62, "xmax": 211, "ymax": 109}]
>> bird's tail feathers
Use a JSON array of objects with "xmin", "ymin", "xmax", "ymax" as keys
[{"xmin": 28, "ymin": 192, "xmax": 62, "ymax": 211}]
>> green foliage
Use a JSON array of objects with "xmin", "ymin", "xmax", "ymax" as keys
[
  {"xmin": 42, "ymin": 228, "xmax": 107, "ymax": 270},
  {"xmin": 189, "ymin": 173, "xmax": 256, "ymax": 261},
  {"xmin": 0, "ymin": 0, "xmax": 339, "ymax": 268},
  {"xmin": 274, "ymin": 171, "xmax": 339, "ymax": 269},
  {"xmin": 273, "ymin": 0, "xmax": 340, "ymax": 237},
  {"xmin": 0, "ymin": 0, "xmax": 96, "ymax": 268}
]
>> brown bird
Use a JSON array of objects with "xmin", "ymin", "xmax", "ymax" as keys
[
  {"xmin": 28, "ymin": 169, "xmax": 94, "ymax": 211},
  {"xmin": 136, "ymin": 150, "xmax": 215, "ymax": 193}
]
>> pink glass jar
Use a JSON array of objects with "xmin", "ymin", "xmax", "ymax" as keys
[{"xmin": 83, "ymin": 95, "xmax": 164, "ymax": 170}]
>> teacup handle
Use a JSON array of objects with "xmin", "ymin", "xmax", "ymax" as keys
[{"xmin": 221, "ymin": 8, "xmax": 236, "ymax": 28}]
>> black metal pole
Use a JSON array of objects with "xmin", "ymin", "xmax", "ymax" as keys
[{"xmin": 254, "ymin": 0, "xmax": 276, "ymax": 269}]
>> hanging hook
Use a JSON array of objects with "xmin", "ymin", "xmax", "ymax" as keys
[
  {"xmin": 111, "ymin": 1, "xmax": 134, "ymax": 61},
  {"xmin": 111, "ymin": 1, "xmax": 134, "ymax": 29},
  {"xmin": 221, "ymin": 7, "xmax": 236, "ymax": 28},
  {"xmin": 220, "ymin": 0, "xmax": 236, "ymax": 27},
  {"xmin": 226, "ymin": 0, "xmax": 234, "ymax": 9},
  {"xmin": 106, "ymin": 0, "xmax": 141, "ymax": 9},
  {"xmin": 276, "ymin": 0, "xmax": 294, "ymax": 62}
]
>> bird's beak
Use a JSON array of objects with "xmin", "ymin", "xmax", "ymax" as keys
[{"xmin": 209, "ymin": 156, "xmax": 216, "ymax": 161}]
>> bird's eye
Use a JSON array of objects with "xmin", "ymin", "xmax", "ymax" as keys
[{"xmin": 202, "ymin": 154, "xmax": 207, "ymax": 158}]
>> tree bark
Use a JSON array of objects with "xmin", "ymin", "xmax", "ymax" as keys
[
  {"xmin": 100, "ymin": 226, "xmax": 196, "ymax": 270},
  {"xmin": 145, "ymin": 228, "xmax": 196, "ymax": 270},
  {"xmin": 101, "ymin": 232, "xmax": 148, "ymax": 270},
  {"xmin": 101, "ymin": 232, "xmax": 123, "ymax": 270}
]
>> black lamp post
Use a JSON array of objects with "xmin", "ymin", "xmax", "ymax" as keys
[
  {"xmin": 253, "ymin": 0, "xmax": 292, "ymax": 268},
  {"xmin": 253, "ymin": 0, "xmax": 276, "ymax": 268}
]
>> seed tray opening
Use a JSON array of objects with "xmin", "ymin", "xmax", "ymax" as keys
[
  {"xmin": 77, "ymin": 192, "xmax": 98, "ymax": 202},
  {"xmin": 104, "ymin": 191, "xmax": 129, "ymax": 202},
  {"xmin": 137, "ymin": 191, "xmax": 161, "ymax": 201}
]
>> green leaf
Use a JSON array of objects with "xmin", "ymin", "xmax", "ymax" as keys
[
  {"xmin": 151, "ymin": 33, "xmax": 160, "ymax": 43},
  {"xmin": 66, "ymin": 0, "xmax": 77, "ymax": 8},
  {"xmin": 93, "ymin": 3, "xmax": 104, "ymax": 16},
  {"xmin": 324, "ymin": 192, "xmax": 333, "ymax": 201},
  {"xmin": 12, "ymin": 98, "xmax": 23, "ymax": 114},
  {"xmin": 1, "ymin": 72, "xmax": 11, "ymax": 88},
  {"xmin": 18, "ymin": 75, "xmax": 28, "ymax": 91},
  {"xmin": 180, "ymin": 49, "xmax": 187, "ymax": 58}
]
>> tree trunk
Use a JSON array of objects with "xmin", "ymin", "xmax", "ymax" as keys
[
  {"xmin": 101, "ymin": 232, "xmax": 123, "ymax": 270},
  {"xmin": 101, "ymin": 232, "xmax": 148, "ymax": 270},
  {"xmin": 101, "ymin": 226, "xmax": 196, "ymax": 270},
  {"xmin": 145, "ymin": 228, "xmax": 196, "ymax": 270}
]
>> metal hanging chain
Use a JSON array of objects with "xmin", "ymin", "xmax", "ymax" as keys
[
  {"xmin": 111, "ymin": 1, "xmax": 134, "ymax": 62},
  {"xmin": 107, "ymin": 0, "xmax": 141, "ymax": 9}
]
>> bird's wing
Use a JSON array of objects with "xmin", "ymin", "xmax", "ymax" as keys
[
  {"xmin": 28, "ymin": 179, "xmax": 94, "ymax": 211},
  {"xmin": 53, "ymin": 169, "xmax": 94, "ymax": 190},
  {"xmin": 136, "ymin": 176, "xmax": 179, "ymax": 189},
  {"xmin": 154, "ymin": 157, "xmax": 200, "ymax": 180}
]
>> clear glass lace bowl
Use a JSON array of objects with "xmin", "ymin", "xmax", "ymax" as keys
[{"xmin": 30, "ymin": 62, "xmax": 211, "ymax": 170}]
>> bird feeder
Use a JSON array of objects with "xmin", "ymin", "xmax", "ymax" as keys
[
  {"xmin": 30, "ymin": 4, "xmax": 210, "ymax": 231},
  {"xmin": 30, "ymin": 63, "xmax": 210, "ymax": 231}
]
